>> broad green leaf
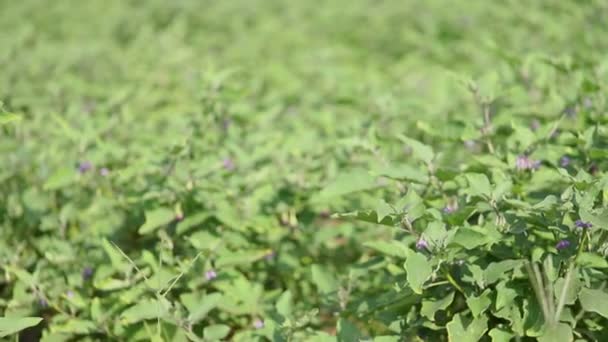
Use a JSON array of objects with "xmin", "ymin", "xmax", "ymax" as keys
[
  {"xmin": 466, "ymin": 290, "xmax": 492, "ymax": 317},
  {"xmin": 0, "ymin": 317, "xmax": 43, "ymax": 338},
  {"xmin": 488, "ymin": 328, "xmax": 514, "ymax": 342},
  {"xmin": 276, "ymin": 290, "xmax": 294, "ymax": 318},
  {"xmin": 334, "ymin": 210, "xmax": 394, "ymax": 226},
  {"xmin": 101, "ymin": 238, "xmax": 129, "ymax": 272},
  {"xmin": 43, "ymin": 167, "xmax": 77, "ymax": 190},
  {"xmin": 337, "ymin": 318, "xmax": 361, "ymax": 342},
  {"xmin": 51, "ymin": 319, "xmax": 96, "ymax": 334},
  {"xmin": 372, "ymin": 163, "xmax": 429, "ymax": 184},
  {"xmin": 484, "ymin": 260, "xmax": 523, "ymax": 285},
  {"xmin": 216, "ymin": 249, "xmax": 270, "ymax": 267},
  {"xmin": 139, "ymin": 208, "xmax": 175, "ymax": 234},
  {"xmin": 404, "ymin": 251, "xmax": 432, "ymax": 294},
  {"xmin": 375, "ymin": 199, "xmax": 394, "ymax": 223},
  {"xmin": 446, "ymin": 313, "xmax": 488, "ymax": 342},
  {"xmin": 397, "ymin": 135, "xmax": 435, "ymax": 164},
  {"xmin": 120, "ymin": 299, "xmax": 170, "ymax": 324},
  {"xmin": 579, "ymin": 288, "xmax": 608, "ymax": 318},
  {"xmin": 183, "ymin": 293, "xmax": 223, "ymax": 324},
  {"xmin": 311, "ymin": 265, "xmax": 339, "ymax": 294},
  {"xmin": 203, "ymin": 325, "xmax": 231, "ymax": 340},
  {"xmin": 537, "ymin": 323, "xmax": 573, "ymax": 342},
  {"xmin": 465, "ymin": 173, "xmax": 492, "ymax": 199},
  {"xmin": 576, "ymin": 252, "xmax": 608, "ymax": 268},
  {"xmin": 0, "ymin": 112, "xmax": 22, "ymax": 125},
  {"xmin": 363, "ymin": 240, "xmax": 408, "ymax": 258},
  {"xmin": 421, "ymin": 292, "xmax": 455, "ymax": 321},
  {"xmin": 311, "ymin": 169, "xmax": 379, "ymax": 202}
]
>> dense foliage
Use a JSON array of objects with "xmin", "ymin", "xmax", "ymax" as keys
[{"xmin": 2, "ymin": 0, "xmax": 608, "ymax": 341}]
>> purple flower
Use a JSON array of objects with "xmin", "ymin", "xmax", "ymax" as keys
[
  {"xmin": 66, "ymin": 290, "xmax": 74, "ymax": 298},
  {"xmin": 556, "ymin": 239, "xmax": 571, "ymax": 250},
  {"xmin": 515, "ymin": 155, "xmax": 541, "ymax": 171},
  {"xmin": 583, "ymin": 97, "xmax": 593, "ymax": 109},
  {"xmin": 222, "ymin": 158, "xmax": 235, "ymax": 171},
  {"xmin": 78, "ymin": 161, "xmax": 93, "ymax": 173},
  {"xmin": 416, "ymin": 239, "xmax": 429, "ymax": 250},
  {"xmin": 443, "ymin": 204, "xmax": 457, "ymax": 214},
  {"xmin": 464, "ymin": 140, "xmax": 477, "ymax": 149},
  {"xmin": 530, "ymin": 119, "xmax": 541, "ymax": 131},
  {"xmin": 82, "ymin": 267, "xmax": 94, "ymax": 280},
  {"xmin": 559, "ymin": 156, "xmax": 571, "ymax": 168},
  {"xmin": 100, "ymin": 167, "xmax": 110, "ymax": 176},
  {"xmin": 38, "ymin": 298, "xmax": 48, "ymax": 308},
  {"xmin": 205, "ymin": 270, "xmax": 217, "ymax": 281},
  {"xmin": 253, "ymin": 318, "xmax": 264, "ymax": 329},
  {"xmin": 575, "ymin": 220, "xmax": 592, "ymax": 229},
  {"xmin": 175, "ymin": 213, "xmax": 184, "ymax": 221},
  {"xmin": 264, "ymin": 250, "xmax": 276, "ymax": 261}
]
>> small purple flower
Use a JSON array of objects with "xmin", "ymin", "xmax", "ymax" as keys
[
  {"xmin": 100, "ymin": 167, "xmax": 110, "ymax": 176},
  {"xmin": 443, "ymin": 204, "xmax": 457, "ymax": 214},
  {"xmin": 222, "ymin": 158, "xmax": 235, "ymax": 171},
  {"xmin": 78, "ymin": 161, "xmax": 93, "ymax": 173},
  {"xmin": 575, "ymin": 220, "xmax": 592, "ymax": 229},
  {"xmin": 38, "ymin": 298, "xmax": 48, "ymax": 308},
  {"xmin": 82, "ymin": 266, "xmax": 94, "ymax": 280},
  {"xmin": 464, "ymin": 140, "xmax": 476, "ymax": 149},
  {"xmin": 515, "ymin": 155, "xmax": 541, "ymax": 171},
  {"xmin": 530, "ymin": 119, "xmax": 541, "ymax": 131},
  {"xmin": 66, "ymin": 290, "xmax": 74, "ymax": 298},
  {"xmin": 253, "ymin": 318, "xmax": 264, "ymax": 329},
  {"xmin": 559, "ymin": 156, "xmax": 571, "ymax": 168},
  {"xmin": 205, "ymin": 270, "xmax": 217, "ymax": 281},
  {"xmin": 556, "ymin": 239, "xmax": 571, "ymax": 250},
  {"xmin": 175, "ymin": 212, "xmax": 184, "ymax": 221},
  {"xmin": 583, "ymin": 97, "xmax": 593, "ymax": 109},
  {"xmin": 264, "ymin": 250, "xmax": 276, "ymax": 261},
  {"xmin": 416, "ymin": 239, "xmax": 429, "ymax": 250}
]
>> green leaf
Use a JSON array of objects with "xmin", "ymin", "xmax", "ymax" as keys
[
  {"xmin": 43, "ymin": 167, "xmax": 77, "ymax": 191},
  {"xmin": 138, "ymin": 208, "xmax": 175, "ymax": 234},
  {"xmin": 203, "ymin": 325, "xmax": 231, "ymax": 340},
  {"xmin": 495, "ymin": 281, "xmax": 518, "ymax": 311},
  {"xmin": 51, "ymin": 319, "xmax": 97, "ymax": 334},
  {"xmin": 334, "ymin": 210, "xmax": 394, "ymax": 226},
  {"xmin": 554, "ymin": 276, "xmax": 579, "ymax": 306},
  {"xmin": 216, "ymin": 249, "xmax": 270, "ymax": 267},
  {"xmin": 337, "ymin": 318, "xmax": 361, "ymax": 342},
  {"xmin": 363, "ymin": 240, "xmax": 409, "ymax": 258},
  {"xmin": 421, "ymin": 292, "xmax": 455, "ymax": 321},
  {"xmin": 465, "ymin": 173, "xmax": 492, "ymax": 199},
  {"xmin": 311, "ymin": 169, "xmax": 379, "ymax": 202},
  {"xmin": 120, "ymin": 298, "xmax": 170, "ymax": 324},
  {"xmin": 0, "ymin": 317, "xmax": 43, "ymax": 338},
  {"xmin": 375, "ymin": 199, "xmax": 394, "ymax": 223},
  {"xmin": 404, "ymin": 251, "xmax": 432, "ymax": 294},
  {"xmin": 446, "ymin": 313, "xmax": 488, "ymax": 342},
  {"xmin": 537, "ymin": 323, "xmax": 573, "ymax": 342},
  {"xmin": 397, "ymin": 135, "xmax": 435, "ymax": 164},
  {"xmin": 276, "ymin": 290, "xmax": 294, "ymax": 318},
  {"xmin": 183, "ymin": 293, "xmax": 223, "ymax": 324},
  {"xmin": 579, "ymin": 288, "xmax": 608, "ymax": 318},
  {"xmin": 372, "ymin": 163, "xmax": 429, "ymax": 184},
  {"xmin": 484, "ymin": 260, "xmax": 523, "ymax": 285},
  {"xmin": 466, "ymin": 290, "xmax": 492, "ymax": 317},
  {"xmin": 451, "ymin": 227, "xmax": 488, "ymax": 250},
  {"xmin": 488, "ymin": 328, "xmax": 514, "ymax": 342},
  {"xmin": 0, "ymin": 112, "xmax": 22, "ymax": 125},
  {"xmin": 311, "ymin": 265, "xmax": 339, "ymax": 294},
  {"xmin": 576, "ymin": 252, "xmax": 608, "ymax": 268},
  {"xmin": 101, "ymin": 238, "xmax": 129, "ymax": 272}
]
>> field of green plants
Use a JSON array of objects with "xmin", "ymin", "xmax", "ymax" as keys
[{"xmin": 2, "ymin": 0, "xmax": 608, "ymax": 341}]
